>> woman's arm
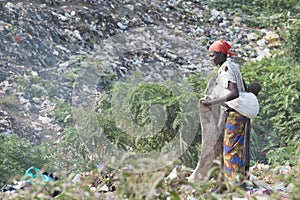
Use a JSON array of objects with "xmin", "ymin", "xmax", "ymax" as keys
[{"xmin": 201, "ymin": 81, "xmax": 239, "ymax": 106}]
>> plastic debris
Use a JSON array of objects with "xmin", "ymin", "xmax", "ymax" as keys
[{"xmin": 265, "ymin": 33, "xmax": 280, "ymax": 47}]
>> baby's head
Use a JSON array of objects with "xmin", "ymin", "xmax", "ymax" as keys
[{"xmin": 248, "ymin": 82, "xmax": 261, "ymax": 96}]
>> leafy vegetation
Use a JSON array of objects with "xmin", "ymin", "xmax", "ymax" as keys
[
  {"xmin": 205, "ymin": 0, "xmax": 300, "ymax": 28},
  {"xmin": 1, "ymin": 0, "xmax": 300, "ymax": 199},
  {"xmin": 15, "ymin": 74, "xmax": 58, "ymax": 100},
  {"xmin": 96, "ymin": 81, "xmax": 201, "ymax": 167},
  {"xmin": 241, "ymin": 58, "xmax": 300, "ymax": 166},
  {"xmin": 0, "ymin": 134, "xmax": 50, "ymax": 187},
  {"xmin": 285, "ymin": 19, "xmax": 300, "ymax": 62},
  {"xmin": 52, "ymin": 99, "xmax": 73, "ymax": 125}
]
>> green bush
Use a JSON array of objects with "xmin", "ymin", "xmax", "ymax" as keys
[
  {"xmin": 241, "ymin": 57, "xmax": 300, "ymax": 165},
  {"xmin": 186, "ymin": 73, "xmax": 208, "ymax": 98},
  {"xmin": 127, "ymin": 83, "xmax": 180, "ymax": 151},
  {"xmin": 15, "ymin": 75, "xmax": 58, "ymax": 100},
  {"xmin": 285, "ymin": 19, "xmax": 300, "ymax": 62},
  {"xmin": 0, "ymin": 134, "xmax": 50, "ymax": 187},
  {"xmin": 266, "ymin": 146, "xmax": 298, "ymax": 166},
  {"xmin": 206, "ymin": 0, "xmax": 300, "ymax": 28},
  {"xmin": 95, "ymin": 81, "xmax": 201, "ymax": 168},
  {"xmin": 0, "ymin": 128, "xmax": 99, "ymax": 187},
  {"xmin": 53, "ymin": 99, "xmax": 73, "ymax": 125},
  {"xmin": 48, "ymin": 127, "xmax": 98, "ymax": 174}
]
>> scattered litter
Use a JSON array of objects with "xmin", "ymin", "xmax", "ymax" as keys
[
  {"xmin": 1, "ymin": 166, "xmax": 59, "ymax": 196},
  {"xmin": 265, "ymin": 33, "xmax": 280, "ymax": 47}
]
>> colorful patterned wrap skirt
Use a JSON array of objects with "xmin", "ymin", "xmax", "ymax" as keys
[{"xmin": 223, "ymin": 110, "xmax": 248, "ymax": 182}]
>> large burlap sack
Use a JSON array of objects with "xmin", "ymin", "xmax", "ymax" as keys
[
  {"xmin": 187, "ymin": 102, "xmax": 225, "ymax": 182},
  {"xmin": 188, "ymin": 73, "xmax": 226, "ymax": 182}
]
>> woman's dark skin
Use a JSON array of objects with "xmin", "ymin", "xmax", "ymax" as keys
[{"xmin": 200, "ymin": 51, "xmax": 239, "ymax": 106}]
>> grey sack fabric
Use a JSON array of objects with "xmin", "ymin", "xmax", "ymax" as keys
[{"xmin": 188, "ymin": 73, "xmax": 226, "ymax": 182}]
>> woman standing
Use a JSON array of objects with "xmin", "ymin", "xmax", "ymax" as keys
[{"xmin": 200, "ymin": 40, "xmax": 247, "ymax": 183}]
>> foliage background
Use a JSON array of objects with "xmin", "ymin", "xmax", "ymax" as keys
[{"xmin": 1, "ymin": 0, "xmax": 300, "ymax": 198}]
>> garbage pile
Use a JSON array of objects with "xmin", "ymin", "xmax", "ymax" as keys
[{"xmin": 0, "ymin": 167, "xmax": 59, "ymax": 198}]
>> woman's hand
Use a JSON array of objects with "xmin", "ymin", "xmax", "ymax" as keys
[
  {"xmin": 200, "ymin": 98, "xmax": 212, "ymax": 106},
  {"xmin": 199, "ymin": 82, "xmax": 239, "ymax": 107}
]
